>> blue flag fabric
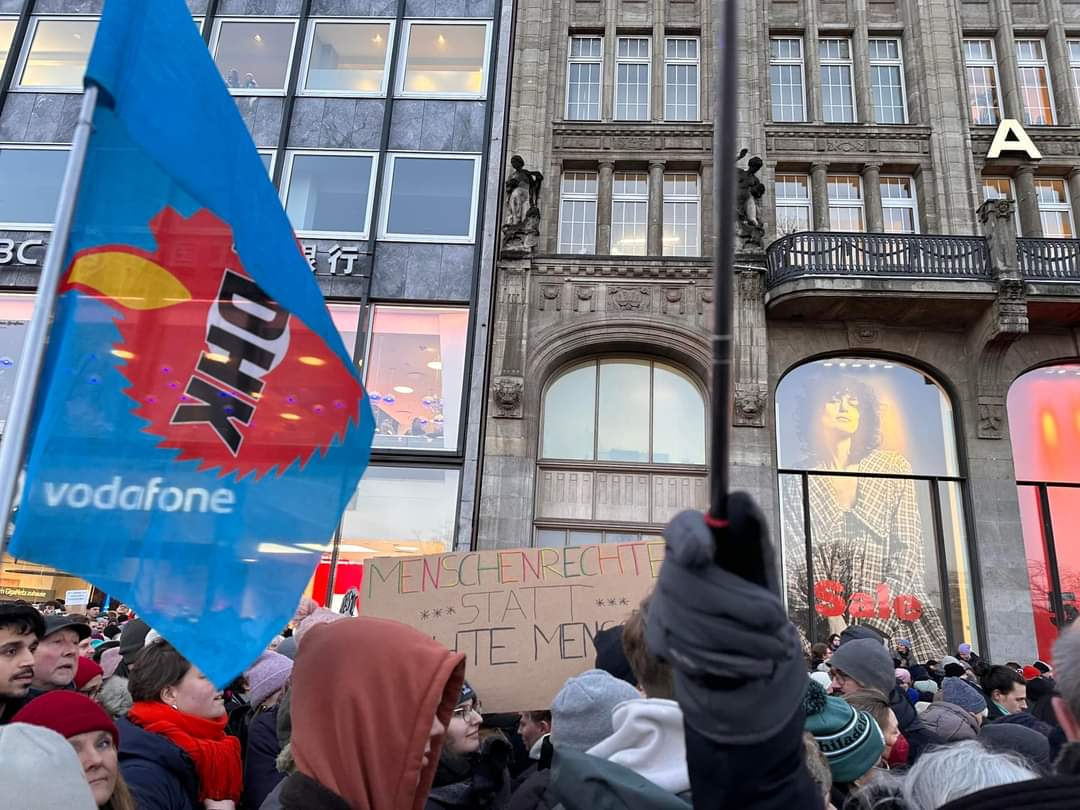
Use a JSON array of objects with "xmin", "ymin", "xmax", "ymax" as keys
[{"xmin": 8, "ymin": 0, "xmax": 374, "ymax": 686}]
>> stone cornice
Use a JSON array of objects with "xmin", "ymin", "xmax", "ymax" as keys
[{"xmin": 531, "ymin": 254, "xmax": 712, "ymax": 279}]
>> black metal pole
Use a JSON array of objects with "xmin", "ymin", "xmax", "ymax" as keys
[{"xmin": 708, "ymin": 0, "xmax": 738, "ymax": 525}]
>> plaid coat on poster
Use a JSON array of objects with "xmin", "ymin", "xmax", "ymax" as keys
[{"xmin": 782, "ymin": 449, "xmax": 949, "ymax": 662}]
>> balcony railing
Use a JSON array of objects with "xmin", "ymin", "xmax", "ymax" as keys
[
  {"xmin": 1017, "ymin": 237, "xmax": 1080, "ymax": 281},
  {"xmin": 766, "ymin": 232, "xmax": 992, "ymax": 286}
]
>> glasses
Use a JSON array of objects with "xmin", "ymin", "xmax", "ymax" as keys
[{"xmin": 452, "ymin": 702, "xmax": 481, "ymax": 720}]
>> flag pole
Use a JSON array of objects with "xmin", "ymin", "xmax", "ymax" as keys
[
  {"xmin": 0, "ymin": 84, "xmax": 98, "ymax": 561},
  {"xmin": 708, "ymin": 0, "xmax": 738, "ymax": 526}
]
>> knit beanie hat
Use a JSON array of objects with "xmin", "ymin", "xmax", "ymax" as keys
[
  {"xmin": 0, "ymin": 724, "xmax": 97, "ymax": 809},
  {"xmin": 1022, "ymin": 665, "xmax": 1042, "ymax": 682},
  {"xmin": 551, "ymin": 668, "xmax": 640, "ymax": 752},
  {"xmin": 118, "ymin": 618, "xmax": 150, "ymax": 663},
  {"xmin": 74, "ymin": 656, "xmax": 104, "ymax": 690},
  {"xmin": 100, "ymin": 646, "xmax": 122, "ymax": 680},
  {"xmin": 458, "ymin": 680, "xmax": 478, "ymax": 708},
  {"xmin": 829, "ymin": 638, "xmax": 895, "ymax": 694},
  {"xmin": 838, "ymin": 624, "xmax": 884, "ymax": 645},
  {"xmin": 803, "ymin": 680, "xmax": 885, "ymax": 784},
  {"xmin": 292, "ymin": 598, "xmax": 346, "ymax": 644},
  {"xmin": 895, "ymin": 668, "xmax": 911, "ymax": 685},
  {"xmin": 593, "ymin": 625, "xmax": 636, "ymax": 687},
  {"xmin": 245, "ymin": 650, "xmax": 293, "ymax": 709},
  {"xmin": 942, "ymin": 677, "xmax": 987, "ymax": 716},
  {"xmin": 810, "ymin": 671, "xmax": 832, "ymax": 690},
  {"xmin": 913, "ymin": 679, "xmax": 939, "ymax": 695},
  {"xmin": 12, "ymin": 690, "xmax": 119, "ymax": 747},
  {"xmin": 958, "ymin": 643, "xmax": 972, "ymax": 655}
]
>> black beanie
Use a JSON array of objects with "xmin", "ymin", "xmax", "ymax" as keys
[{"xmin": 593, "ymin": 625, "xmax": 636, "ymax": 687}]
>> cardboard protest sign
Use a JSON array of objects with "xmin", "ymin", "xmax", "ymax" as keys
[{"xmin": 362, "ymin": 542, "xmax": 664, "ymax": 712}]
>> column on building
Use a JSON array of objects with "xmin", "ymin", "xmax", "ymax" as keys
[
  {"xmin": 992, "ymin": 0, "xmax": 1022, "ymax": 121},
  {"xmin": 1014, "ymin": 163, "xmax": 1042, "ymax": 238},
  {"xmin": 862, "ymin": 162, "xmax": 884, "ymax": 233},
  {"xmin": 1046, "ymin": 4, "xmax": 1079, "ymax": 127},
  {"xmin": 597, "ymin": 160, "xmax": 615, "ymax": 254},
  {"xmin": 811, "ymin": 162, "xmax": 830, "ymax": 230},
  {"xmin": 851, "ymin": 1, "xmax": 873, "ymax": 124},
  {"xmin": 1068, "ymin": 168, "xmax": 1080, "ymax": 236},
  {"xmin": 648, "ymin": 159, "xmax": 666, "ymax": 255}
]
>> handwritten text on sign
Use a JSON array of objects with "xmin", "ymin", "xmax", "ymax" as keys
[{"xmin": 362, "ymin": 542, "xmax": 664, "ymax": 712}]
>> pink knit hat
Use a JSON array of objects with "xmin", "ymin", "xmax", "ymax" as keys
[{"xmin": 245, "ymin": 651, "xmax": 293, "ymax": 709}]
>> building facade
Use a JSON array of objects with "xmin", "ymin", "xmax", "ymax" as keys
[
  {"xmin": 479, "ymin": 0, "xmax": 1080, "ymax": 664},
  {"xmin": 0, "ymin": 0, "xmax": 512, "ymax": 607}
]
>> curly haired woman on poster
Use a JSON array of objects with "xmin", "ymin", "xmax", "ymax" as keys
[{"xmin": 781, "ymin": 374, "xmax": 949, "ymax": 661}]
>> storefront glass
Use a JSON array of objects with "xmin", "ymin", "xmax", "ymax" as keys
[{"xmin": 776, "ymin": 357, "xmax": 977, "ymax": 658}]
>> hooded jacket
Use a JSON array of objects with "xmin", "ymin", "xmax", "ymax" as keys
[
  {"xmin": 116, "ymin": 715, "xmax": 200, "ymax": 810},
  {"xmin": 286, "ymin": 617, "xmax": 465, "ymax": 810},
  {"xmin": 917, "ymin": 702, "xmax": 979, "ymax": 743},
  {"xmin": 586, "ymin": 698, "xmax": 690, "ymax": 796},
  {"xmin": 547, "ymin": 747, "xmax": 691, "ymax": 810}
]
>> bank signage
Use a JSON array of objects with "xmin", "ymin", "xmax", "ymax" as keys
[{"xmin": 0, "ymin": 238, "xmax": 47, "ymax": 267}]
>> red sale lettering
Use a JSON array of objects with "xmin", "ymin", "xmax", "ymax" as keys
[{"xmin": 814, "ymin": 580, "xmax": 924, "ymax": 622}]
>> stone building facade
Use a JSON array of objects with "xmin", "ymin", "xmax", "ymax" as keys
[{"xmin": 479, "ymin": 0, "xmax": 1080, "ymax": 663}]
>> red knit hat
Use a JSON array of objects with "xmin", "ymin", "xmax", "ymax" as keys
[
  {"xmin": 74, "ymin": 656, "xmax": 104, "ymax": 690},
  {"xmin": 11, "ymin": 690, "xmax": 118, "ymax": 746},
  {"xmin": 1022, "ymin": 665, "xmax": 1042, "ymax": 682}
]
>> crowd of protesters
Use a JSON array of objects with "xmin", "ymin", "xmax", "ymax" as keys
[{"xmin": 0, "ymin": 506, "xmax": 1079, "ymax": 809}]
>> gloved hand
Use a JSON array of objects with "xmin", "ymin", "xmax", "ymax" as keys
[
  {"xmin": 645, "ymin": 493, "xmax": 807, "ymax": 745},
  {"xmin": 470, "ymin": 736, "xmax": 511, "ymax": 805}
]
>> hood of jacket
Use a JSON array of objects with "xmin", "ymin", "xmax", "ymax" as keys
[
  {"xmin": 116, "ymin": 716, "xmax": 199, "ymax": 806},
  {"xmin": 586, "ymin": 698, "xmax": 690, "ymax": 795},
  {"xmin": 290, "ymin": 618, "xmax": 465, "ymax": 810},
  {"xmin": 918, "ymin": 702, "xmax": 979, "ymax": 743},
  {"xmin": 548, "ymin": 747, "xmax": 691, "ymax": 810}
]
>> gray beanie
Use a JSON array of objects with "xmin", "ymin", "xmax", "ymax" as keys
[
  {"xmin": 942, "ymin": 676, "xmax": 987, "ymax": 716},
  {"xmin": 0, "ymin": 724, "xmax": 97, "ymax": 809},
  {"xmin": 551, "ymin": 668, "xmax": 640, "ymax": 752},
  {"xmin": 829, "ymin": 638, "xmax": 894, "ymax": 694}
]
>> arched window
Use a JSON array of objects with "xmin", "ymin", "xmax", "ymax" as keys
[
  {"xmin": 535, "ymin": 358, "xmax": 707, "ymax": 546},
  {"xmin": 1008, "ymin": 364, "xmax": 1080, "ymax": 661},
  {"xmin": 775, "ymin": 357, "xmax": 978, "ymax": 661}
]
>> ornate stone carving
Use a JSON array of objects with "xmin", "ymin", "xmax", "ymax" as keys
[
  {"xmin": 662, "ymin": 287, "xmax": 685, "ymax": 315},
  {"xmin": 977, "ymin": 398, "xmax": 1004, "ymax": 439},
  {"xmin": 609, "ymin": 286, "xmax": 651, "ymax": 311},
  {"xmin": 492, "ymin": 377, "xmax": 524, "ymax": 418},
  {"xmin": 538, "ymin": 284, "xmax": 562, "ymax": 311},
  {"xmin": 502, "ymin": 155, "xmax": 543, "ymax": 257},
  {"xmin": 847, "ymin": 321, "xmax": 881, "ymax": 346},
  {"xmin": 573, "ymin": 284, "xmax": 597, "ymax": 313},
  {"xmin": 736, "ymin": 150, "xmax": 766, "ymax": 250},
  {"xmin": 733, "ymin": 383, "xmax": 768, "ymax": 428}
]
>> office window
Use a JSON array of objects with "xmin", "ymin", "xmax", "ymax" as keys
[
  {"xmin": 827, "ymin": 174, "xmax": 865, "ymax": 232},
  {"xmin": 0, "ymin": 146, "xmax": 68, "ymax": 229},
  {"xmin": 1035, "ymin": 179, "xmax": 1074, "ymax": 238},
  {"xmin": 869, "ymin": 38, "xmax": 907, "ymax": 124},
  {"xmin": 664, "ymin": 37, "xmax": 700, "ymax": 121},
  {"xmin": 963, "ymin": 39, "xmax": 1001, "ymax": 125},
  {"xmin": 820, "ymin": 38, "xmax": 856, "ymax": 123},
  {"xmin": 663, "ymin": 173, "xmax": 701, "ymax": 257},
  {"xmin": 775, "ymin": 174, "xmax": 812, "ymax": 236},
  {"xmin": 981, "ymin": 176, "xmax": 1021, "ymax": 233},
  {"xmin": 399, "ymin": 22, "xmax": 489, "ymax": 98},
  {"xmin": 558, "ymin": 171, "xmax": 598, "ymax": 254},
  {"xmin": 880, "ymin": 176, "xmax": 919, "ymax": 234},
  {"xmin": 611, "ymin": 172, "xmax": 648, "ymax": 256},
  {"xmin": 566, "ymin": 36, "xmax": 603, "ymax": 120},
  {"xmin": 258, "ymin": 150, "xmax": 275, "ymax": 176},
  {"xmin": 1070, "ymin": 40, "xmax": 1080, "ymax": 112},
  {"xmin": 0, "ymin": 18, "xmax": 16, "ymax": 75},
  {"xmin": 615, "ymin": 37, "xmax": 651, "ymax": 121},
  {"xmin": 770, "ymin": 37, "xmax": 806, "ymax": 122},
  {"xmin": 1016, "ymin": 39, "xmax": 1055, "ymax": 126},
  {"xmin": 380, "ymin": 154, "xmax": 480, "ymax": 242},
  {"xmin": 301, "ymin": 20, "xmax": 392, "ymax": 95},
  {"xmin": 16, "ymin": 17, "xmax": 97, "ymax": 90},
  {"xmin": 211, "ymin": 18, "xmax": 298, "ymax": 93},
  {"xmin": 282, "ymin": 152, "xmax": 377, "ymax": 238}
]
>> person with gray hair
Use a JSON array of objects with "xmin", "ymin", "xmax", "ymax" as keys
[{"xmin": 901, "ymin": 741, "xmax": 1036, "ymax": 809}]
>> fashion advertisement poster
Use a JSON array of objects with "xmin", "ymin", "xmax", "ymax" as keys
[{"xmin": 777, "ymin": 359, "xmax": 964, "ymax": 660}]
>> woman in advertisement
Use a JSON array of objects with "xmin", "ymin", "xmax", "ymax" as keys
[{"xmin": 781, "ymin": 370, "xmax": 950, "ymax": 661}]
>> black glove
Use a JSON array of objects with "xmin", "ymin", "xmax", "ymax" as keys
[
  {"xmin": 645, "ymin": 493, "xmax": 806, "ymax": 745},
  {"xmin": 470, "ymin": 736, "xmax": 512, "ymax": 805}
]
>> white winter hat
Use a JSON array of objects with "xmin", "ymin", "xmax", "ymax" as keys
[{"xmin": 0, "ymin": 723, "xmax": 97, "ymax": 810}]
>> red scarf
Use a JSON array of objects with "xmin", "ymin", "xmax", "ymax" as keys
[{"xmin": 127, "ymin": 701, "xmax": 242, "ymax": 803}]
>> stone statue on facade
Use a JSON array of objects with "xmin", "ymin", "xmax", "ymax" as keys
[
  {"xmin": 502, "ymin": 155, "xmax": 543, "ymax": 256},
  {"xmin": 736, "ymin": 149, "xmax": 766, "ymax": 250}
]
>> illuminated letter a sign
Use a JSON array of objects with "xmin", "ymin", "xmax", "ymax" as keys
[{"xmin": 987, "ymin": 119, "xmax": 1042, "ymax": 160}]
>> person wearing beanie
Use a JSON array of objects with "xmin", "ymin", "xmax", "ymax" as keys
[
  {"xmin": 0, "ymin": 723, "xmax": 98, "ymax": 809},
  {"xmin": 291, "ymin": 597, "xmax": 346, "ymax": 646},
  {"xmin": 75, "ymin": 657, "xmax": 105, "ymax": 700},
  {"xmin": 592, "ymin": 626, "xmax": 637, "ymax": 688},
  {"xmin": 941, "ymin": 676, "xmax": 988, "ymax": 725},
  {"xmin": 242, "ymin": 651, "xmax": 294, "ymax": 810},
  {"xmin": 114, "ymin": 619, "xmax": 150, "ymax": 680},
  {"xmin": 829, "ymin": 638, "xmax": 895, "ymax": 696},
  {"xmin": 979, "ymin": 723, "xmax": 1052, "ymax": 774},
  {"xmin": 803, "ymin": 680, "xmax": 885, "ymax": 806},
  {"xmin": 0, "ymin": 603, "xmax": 45, "ymax": 724},
  {"xmin": 957, "ymin": 642, "xmax": 981, "ymax": 667},
  {"xmin": 1022, "ymin": 665, "xmax": 1042, "ymax": 682},
  {"xmin": 895, "ymin": 639, "xmax": 913, "ymax": 669},
  {"xmin": 941, "ymin": 655, "xmax": 967, "ymax": 679},
  {"xmin": 13, "ymin": 691, "xmax": 137, "ymax": 809},
  {"xmin": 246, "ymin": 651, "xmax": 292, "ymax": 712}
]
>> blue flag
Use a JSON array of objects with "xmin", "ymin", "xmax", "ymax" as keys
[{"xmin": 9, "ymin": 0, "xmax": 374, "ymax": 685}]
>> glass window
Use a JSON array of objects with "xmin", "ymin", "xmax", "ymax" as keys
[
  {"xmin": 16, "ymin": 17, "xmax": 97, "ymax": 90},
  {"xmin": 615, "ymin": 37, "xmax": 651, "ymax": 121},
  {"xmin": 1035, "ymin": 178, "xmax": 1074, "ymax": 238},
  {"xmin": 1016, "ymin": 38, "xmax": 1055, "ymax": 126},
  {"xmin": 963, "ymin": 38, "xmax": 1001, "ymax": 125},
  {"xmin": 820, "ymin": 38, "xmax": 856, "ymax": 123},
  {"xmin": 282, "ymin": 152, "xmax": 376, "ymax": 238},
  {"xmin": 211, "ymin": 18, "xmax": 297, "ymax": 93},
  {"xmin": 664, "ymin": 37, "xmax": 699, "ymax": 121},
  {"xmin": 364, "ymin": 306, "xmax": 469, "ymax": 452},
  {"xmin": 258, "ymin": 150, "xmax": 275, "ymax": 175},
  {"xmin": 611, "ymin": 172, "xmax": 648, "ymax": 256},
  {"xmin": 0, "ymin": 147, "xmax": 68, "ymax": 228},
  {"xmin": 827, "ymin": 174, "xmax": 865, "ymax": 232},
  {"xmin": 566, "ymin": 35, "xmax": 603, "ymax": 120},
  {"xmin": 534, "ymin": 528, "xmax": 661, "ymax": 547},
  {"xmin": 0, "ymin": 18, "xmax": 16, "ymax": 75},
  {"xmin": 770, "ymin": 37, "xmax": 806, "ymax": 122},
  {"xmin": 381, "ymin": 155, "xmax": 479, "ymax": 242},
  {"xmin": 775, "ymin": 173, "xmax": 812, "ymax": 235},
  {"xmin": 1070, "ymin": 40, "xmax": 1080, "ymax": 113},
  {"xmin": 541, "ymin": 359, "xmax": 706, "ymax": 465},
  {"xmin": 0, "ymin": 294, "xmax": 36, "ymax": 435},
  {"xmin": 777, "ymin": 358, "xmax": 968, "ymax": 657},
  {"xmin": 302, "ymin": 20, "xmax": 392, "ymax": 95},
  {"xmin": 327, "ymin": 302, "xmax": 362, "ymax": 362},
  {"xmin": 558, "ymin": 171, "xmax": 598, "ymax": 254},
  {"xmin": 869, "ymin": 38, "xmax": 907, "ymax": 124},
  {"xmin": 400, "ymin": 22, "xmax": 488, "ymax": 97},
  {"xmin": 880, "ymin": 175, "xmax": 919, "ymax": 234},
  {"xmin": 663, "ymin": 173, "xmax": 700, "ymax": 257}
]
